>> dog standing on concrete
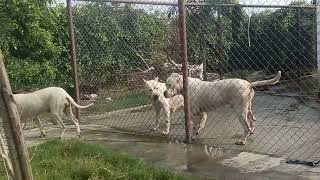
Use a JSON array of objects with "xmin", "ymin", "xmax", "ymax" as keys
[
  {"xmin": 14, "ymin": 87, "xmax": 93, "ymax": 138},
  {"xmin": 143, "ymin": 77, "xmax": 184, "ymax": 135},
  {"xmin": 164, "ymin": 71, "xmax": 281, "ymax": 145}
]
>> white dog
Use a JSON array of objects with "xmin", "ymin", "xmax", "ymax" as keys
[
  {"xmin": 164, "ymin": 71, "xmax": 281, "ymax": 145},
  {"xmin": 143, "ymin": 77, "xmax": 184, "ymax": 135},
  {"xmin": 14, "ymin": 87, "xmax": 93, "ymax": 138}
]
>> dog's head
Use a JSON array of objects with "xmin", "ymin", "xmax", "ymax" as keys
[
  {"xmin": 143, "ymin": 77, "xmax": 166, "ymax": 100},
  {"xmin": 164, "ymin": 73, "xmax": 183, "ymax": 98}
]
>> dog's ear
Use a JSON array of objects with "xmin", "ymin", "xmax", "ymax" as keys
[
  {"xmin": 174, "ymin": 73, "xmax": 182, "ymax": 79},
  {"xmin": 154, "ymin": 77, "xmax": 159, "ymax": 81},
  {"xmin": 143, "ymin": 79, "xmax": 147, "ymax": 83},
  {"xmin": 174, "ymin": 73, "xmax": 183, "ymax": 84}
]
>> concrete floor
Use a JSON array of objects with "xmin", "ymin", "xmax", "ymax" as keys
[
  {"xmin": 78, "ymin": 93, "xmax": 320, "ymax": 161},
  {"xmin": 24, "ymin": 125, "xmax": 320, "ymax": 180}
]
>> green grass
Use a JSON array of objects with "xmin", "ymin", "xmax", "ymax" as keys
[
  {"xmin": 87, "ymin": 91, "xmax": 151, "ymax": 113},
  {"xmin": 0, "ymin": 139, "xmax": 188, "ymax": 180}
]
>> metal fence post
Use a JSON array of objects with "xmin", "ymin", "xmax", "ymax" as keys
[
  {"xmin": 67, "ymin": 0, "xmax": 81, "ymax": 120},
  {"xmin": 178, "ymin": 0, "xmax": 192, "ymax": 143},
  {"xmin": 201, "ymin": 33, "xmax": 208, "ymax": 81},
  {"xmin": 217, "ymin": 7, "xmax": 224, "ymax": 80},
  {"xmin": 317, "ymin": 0, "xmax": 320, "ymax": 95},
  {"xmin": 0, "ymin": 52, "xmax": 33, "ymax": 180}
]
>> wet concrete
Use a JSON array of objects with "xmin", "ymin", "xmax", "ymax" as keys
[
  {"xmin": 24, "ymin": 125, "xmax": 320, "ymax": 180},
  {"xmin": 77, "ymin": 93, "xmax": 320, "ymax": 161}
]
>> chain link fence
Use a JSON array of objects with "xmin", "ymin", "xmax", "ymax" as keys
[
  {"xmin": 70, "ymin": 0, "xmax": 320, "ymax": 161},
  {"xmin": 72, "ymin": 0, "xmax": 187, "ymax": 141}
]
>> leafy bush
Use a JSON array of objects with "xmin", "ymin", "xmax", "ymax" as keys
[{"xmin": 0, "ymin": 0, "xmax": 316, "ymax": 90}]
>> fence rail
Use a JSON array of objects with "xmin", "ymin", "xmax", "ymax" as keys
[{"xmin": 75, "ymin": 0, "xmax": 316, "ymax": 9}]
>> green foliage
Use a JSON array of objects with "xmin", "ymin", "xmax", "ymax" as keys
[
  {"xmin": 230, "ymin": 1, "xmax": 316, "ymax": 77},
  {"xmin": 186, "ymin": 0, "xmax": 315, "ymax": 77},
  {"xmin": 186, "ymin": 0, "xmax": 239, "ymax": 72},
  {"xmin": 0, "ymin": 0, "xmax": 71, "ymax": 90},
  {"xmin": 0, "ymin": 0, "xmax": 316, "ymax": 90},
  {"xmin": 74, "ymin": 3, "xmax": 171, "ymax": 86},
  {"xmin": 0, "ymin": 139, "xmax": 189, "ymax": 180}
]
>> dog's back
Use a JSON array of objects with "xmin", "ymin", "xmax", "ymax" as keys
[
  {"xmin": 14, "ymin": 87, "xmax": 68, "ymax": 119},
  {"xmin": 188, "ymin": 77, "xmax": 253, "ymax": 110}
]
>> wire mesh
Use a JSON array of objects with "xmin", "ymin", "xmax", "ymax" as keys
[
  {"xmin": 71, "ymin": 0, "xmax": 319, "ymax": 161},
  {"xmin": 72, "ymin": 0, "xmax": 187, "ymax": 141}
]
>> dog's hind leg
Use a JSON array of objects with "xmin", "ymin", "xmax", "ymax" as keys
[
  {"xmin": 236, "ymin": 105, "xmax": 252, "ymax": 145},
  {"xmin": 196, "ymin": 112, "xmax": 207, "ymax": 135},
  {"xmin": 64, "ymin": 105, "xmax": 81, "ymax": 137},
  {"xmin": 52, "ymin": 113, "xmax": 66, "ymax": 139},
  {"xmin": 247, "ymin": 90, "xmax": 256, "ymax": 134},
  {"xmin": 247, "ymin": 101, "xmax": 256, "ymax": 134},
  {"xmin": 35, "ymin": 117, "xmax": 46, "ymax": 137}
]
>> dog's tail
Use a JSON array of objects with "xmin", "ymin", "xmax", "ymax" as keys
[
  {"xmin": 66, "ymin": 94, "xmax": 94, "ymax": 109},
  {"xmin": 250, "ymin": 71, "xmax": 281, "ymax": 88}
]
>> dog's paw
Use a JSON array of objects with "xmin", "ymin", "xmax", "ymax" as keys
[
  {"xmin": 182, "ymin": 138, "xmax": 194, "ymax": 144},
  {"xmin": 250, "ymin": 127, "xmax": 255, "ymax": 135},
  {"xmin": 39, "ymin": 134, "xmax": 46, "ymax": 138},
  {"xmin": 150, "ymin": 127, "xmax": 157, "ymax": 131},
  {"xmin": 196, "ymin": 128, "xmax": 203, "ymax": 135},
  {"xmin": 78, "ymin": 133, "xmax": 82, "ymax": 138},
  {"xmin": 161, "ymin": 130, "xmax": 169, "ymax": 135},
  {"xmin": 235, "ymin": 140, "xmax": 246, "ymax": 145}
]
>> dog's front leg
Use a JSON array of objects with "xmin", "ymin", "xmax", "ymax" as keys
[
  {"xmin": 21, "ymin": 122, "xmax": 26, "ymax": 130},
  {"xmin": 36, "ymin": 117, "xmax": 46, "ymax": 138},
  {"xmin": 161, "ymin": 104, "xmax": 171, "ymax": 135},
  {"xmin": 196, "ymin": 112, "xmax": 207, "ymax": 135},
  {"xmin": 151, "ymin": 104, "xmax": 160, "ymax": 131},
  {"xmin": 191, "ymin": 110, "xmax": 200, "ymax": 136}
]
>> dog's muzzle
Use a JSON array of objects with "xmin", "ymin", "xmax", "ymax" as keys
[{"xmin": 164, "ymin": 91, "xmax": 169, "ymax": 98}]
